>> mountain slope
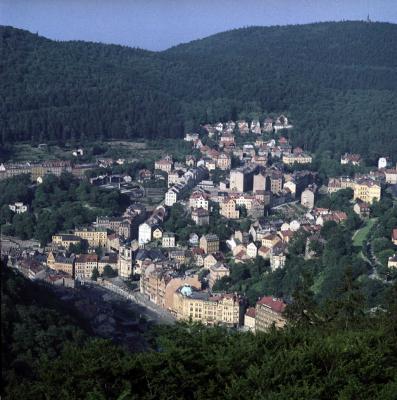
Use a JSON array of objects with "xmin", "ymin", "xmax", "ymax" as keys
[{"xmin": 1, "ymin": 21, "xmax": 397, "ymax": 160}]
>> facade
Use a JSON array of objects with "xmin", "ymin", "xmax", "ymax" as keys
[
  {"xmin": 74, "ymin": 254, "xmax": 99, "ymax": 279},
  {"xmin": 353, "ymin": 179, "xmax": 381, "ymax": 204},
  {"xmin": 282, "ymin": 153, "xmax": 312, "ymax": 165},
  {"xmin": 74, "ymin": 228, "xmax": 107, "ymax": 248},
  {"xmin": 220, "ymin": 198, "xmax": 240, "ymax": 219},
  {"xmin": 301, "ymin": 188, "xmax": 315, "ymax": 210},
  {"xmin": 118, "ymin": 245, "xmax": 133, "ymax": 279},
  {"xmin": 385, "ymin": 169, "xmax": 397, "ymax": 185},
  {"xmin": 138, "ymin": 222, "xmax": 153, "ymax": 245},
  {"xmin": 173, "ymin": 287, "xmax": 243, "ymax": 327},
  {"xmin": 246, "ymin": 242, "xmax": 258, "ymax": 258},
  {"xmin": 50, "ymin": 254, "xmax": 75, "ymax": 277},
  {"xmin": 162, "ymin": 232, "xmax": 176, "ymax": 248},
  {"xmin": 52, "ymin": 234, "xmax": 81, "ymax": 248},
  {"xmin": 208, "ymin": 262, "xmax": 230, "ymax": 289},
  {"xmin": 200, "ymin": 234, "xmax": 220, "ymax": 254},
  {"xmin": 244, "ymin": 307, "xmax": 256, "ymax": 332},
  {"xmin": 191, "ymin": 208, "xmax": 210, "ymax": 226},
  {"xmin": 217, "ymin": 153, "xmax": 231, "ymax": 170},
  {"xmin": 255, "ymin": 296, "xmax": 287, "ymax": 332},
  {"xmin": 8, "ymin": 202, "xmax": 28, "ymax": 214}
]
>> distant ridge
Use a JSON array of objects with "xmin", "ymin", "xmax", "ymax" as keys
[{"xmin": 1, "ymin": 21, "xmax": 397, "ymax": 160}]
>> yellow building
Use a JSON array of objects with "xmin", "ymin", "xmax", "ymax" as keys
[
  {"xmin": 173, "ymin": 287, "xmax": 242, "ymax": 326},
  {"xmin": 74, "ymin": 228, "xmax": 107, "ymax": 248},
  {"xmin": 52, "ymin": 234, "xmax": 81, "ymax": 248},
  {"xmin": 220, "ymin": 198, "xmax": 240, "ymax": 219},
  {"xmin": 261, "ymin": 233, "xmax": 281, "ymax": 249},
  {"xmin": 353, "ymin": 179, "xmax": 381, "ymax": 204}
]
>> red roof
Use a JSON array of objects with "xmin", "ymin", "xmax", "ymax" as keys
[
  {"xmin": 257, "ymin": 296, "xmax": 286, "ymax": 314},
  {"xmin": 392, "ymin": 229, "xmax": 397, "ymax": 241},
  {"xmin": 245, "ymin": 307, "xmax": 256, "ymax": 318}
]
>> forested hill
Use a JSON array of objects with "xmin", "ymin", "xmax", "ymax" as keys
[{"xmin": 1, "ymin": 21, "xmax": 397, "ymax": 160}]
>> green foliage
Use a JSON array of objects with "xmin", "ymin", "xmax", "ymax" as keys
[
  {"xmin": 2, "ymin": 265, "xmax": 397, "ymax": 399},
  {"xmin": 91, "ymin": 267, "xmax": 99, "ymax": 281},
  {"xmin": 0, "ymin": 173, "xmax": 128, "ymax": 244},
  {"xmin": 102, "ymin": 265, "xmax": 117, "ymax": 278},
  {"xmin": 2, "ymin": 22, "xmax": 397, "ymax": 162}
]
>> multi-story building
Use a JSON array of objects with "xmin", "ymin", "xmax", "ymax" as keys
[
  {"xmin": 165, "ymin": 188, "xmax": 179, "ymax": 206},
  {"xmin": 244, "ymin": 307, "xmax": 256, "ymax": 331},
  {"xmin": 8, "ymin": 202, "xmax": 28, "ymax": 214},
  {"xmin": 74, "ymin": 228, "xmax": 107, "ymax": 248},
  {"xmin": 216, "ymin": 153, "xmax": 231, "ymax": 170},
  {"xmin": 47, "ymin": 253, "xmax": 75, "ymax": 277},
  {"xmin": 162, "ymin": 232, "xmax": 176, "ymax": 248},
  {"xmin": 191, "ymin": 207, "xmax": 210, "ymax": 226},
  {"xmin": 173, "ymin": 287, "xmax": 243, "ymax": 327},
  {"xmin": 353, "ymin": 179, "xmax": 381, "ymax": 204},
  {"xmin": 385, "ymin": 169, "xmax": 397, "ymax": 185},
  {"xmin": 74, "ymin": 254, "xmax": 99, "ymax": 279},
  {"xmin": 327, "ymin": 177, "xmax": 355, "ymax": 194},
  {"xmin": 98, "ymin": 253, "xmax": 118, "ymax": 274},
  {"xmin": 220, "ymin": 198, "xmax": 240, "ymax": 219},
  {"xmin": 301, "ymin": 188, "xmax": 315, "ymax": 210},
  {"xmin": 52, "ymin": 234, "xmax": 81, "ymax": 249},
  {"xmin": 138, "ymin": 222, "xmax": 154, "ymax": 245},
  {"xmin": 255, "ymin": 296, "xmax": 287, "ymax": 331},
  {"xmin": 200, "ymin": 234, "xmax": 220, "ymax": 254},
  {"xmin": 154, "ymin": 156, "xmax": 173, "ymax": 173},
  {"xmin": 282, "ymin": 153, "xmax": 312, "ymax": 165},
  {"xmin": 208, "ymin": 262, "xmax": 230, "ymax": 289},
  {"xmin": 229, "ymin": 165, "xmax": 257, "ymax": 192},
  {"xmin": 189, "ymin": 191, "xmax": 209, "ymax": 210}
]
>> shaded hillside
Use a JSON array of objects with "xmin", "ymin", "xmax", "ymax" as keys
[
  {"xmin": 1, "ymin": 21, "xmax": 397, "ymax": 160},
  {"xmin": 2, "ymin": 265, "xmax": 397, "ymax": 399}
]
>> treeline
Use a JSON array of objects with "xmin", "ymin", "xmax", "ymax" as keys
[
  {"xmin": 1, "ymin": 21, "xmax": 397, "ymax": 161},
  {"xmin": 2, "ymin": 265, "xmax": 397, "ymax": 399}
]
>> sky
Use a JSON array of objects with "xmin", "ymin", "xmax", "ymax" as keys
[{"xmin": 1, "ymin": 0, "xmax": 396, "ymax": 51}]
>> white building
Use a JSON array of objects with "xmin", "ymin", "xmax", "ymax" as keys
[
  {"xmin": 270, "ymin": 253, "xmax": 286, "ymax": 271},
  {"xmin": 247, "ymin": 242, "xmax": 258, "ymax": 258},
  {"xmin": 138, "ymin": 222, "xmax": 153, "ymax": 245},
  {"xmin": 301, "ymin": 188, "xmax": 315, "ymax": 210},
  {"xmin": 165, "ymin": 188, "xmax": 178, "ymax": 206},
  {"xmin": 9, "ymin": 202, "xmax": 28, "ymax": 214},
  {"xmin": 118, "ymin": 245, "xmax": 133, "ymax": 279}
]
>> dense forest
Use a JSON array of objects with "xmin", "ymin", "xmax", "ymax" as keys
[
  {"xmin": 2, "ymin": 266, "xmax": 397, "ymax": 399},
  {"xmin": 1, "ymin": 21, "xmax": 397, "ymax": 161}
]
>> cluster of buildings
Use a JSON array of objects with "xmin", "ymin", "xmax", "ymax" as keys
[{"xmin": 5, "ymin": 115, "xmax": 397, "ymax": 333}]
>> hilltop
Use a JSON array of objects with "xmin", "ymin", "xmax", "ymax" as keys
[{"xmin": 1, "ymin": 21, "xmax": 397, "ymax": 160}]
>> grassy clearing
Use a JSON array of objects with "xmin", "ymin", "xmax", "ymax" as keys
[{"xmin": 353, "ymin": 218, "xmax": 377, "ymax": 247}]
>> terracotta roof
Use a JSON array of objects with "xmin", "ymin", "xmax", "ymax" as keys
[
  {"xmin": 257, "ymin": 296, "xmax": 286, "ymax": 313},
  {"xmin": 245, "ymin": 307, "xmax": 256, "ymax": 318}
]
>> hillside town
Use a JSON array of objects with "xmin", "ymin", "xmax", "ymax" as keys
[{"xmin": 2, "ymin": 115, "xmax": 397, "ymax": 333}]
